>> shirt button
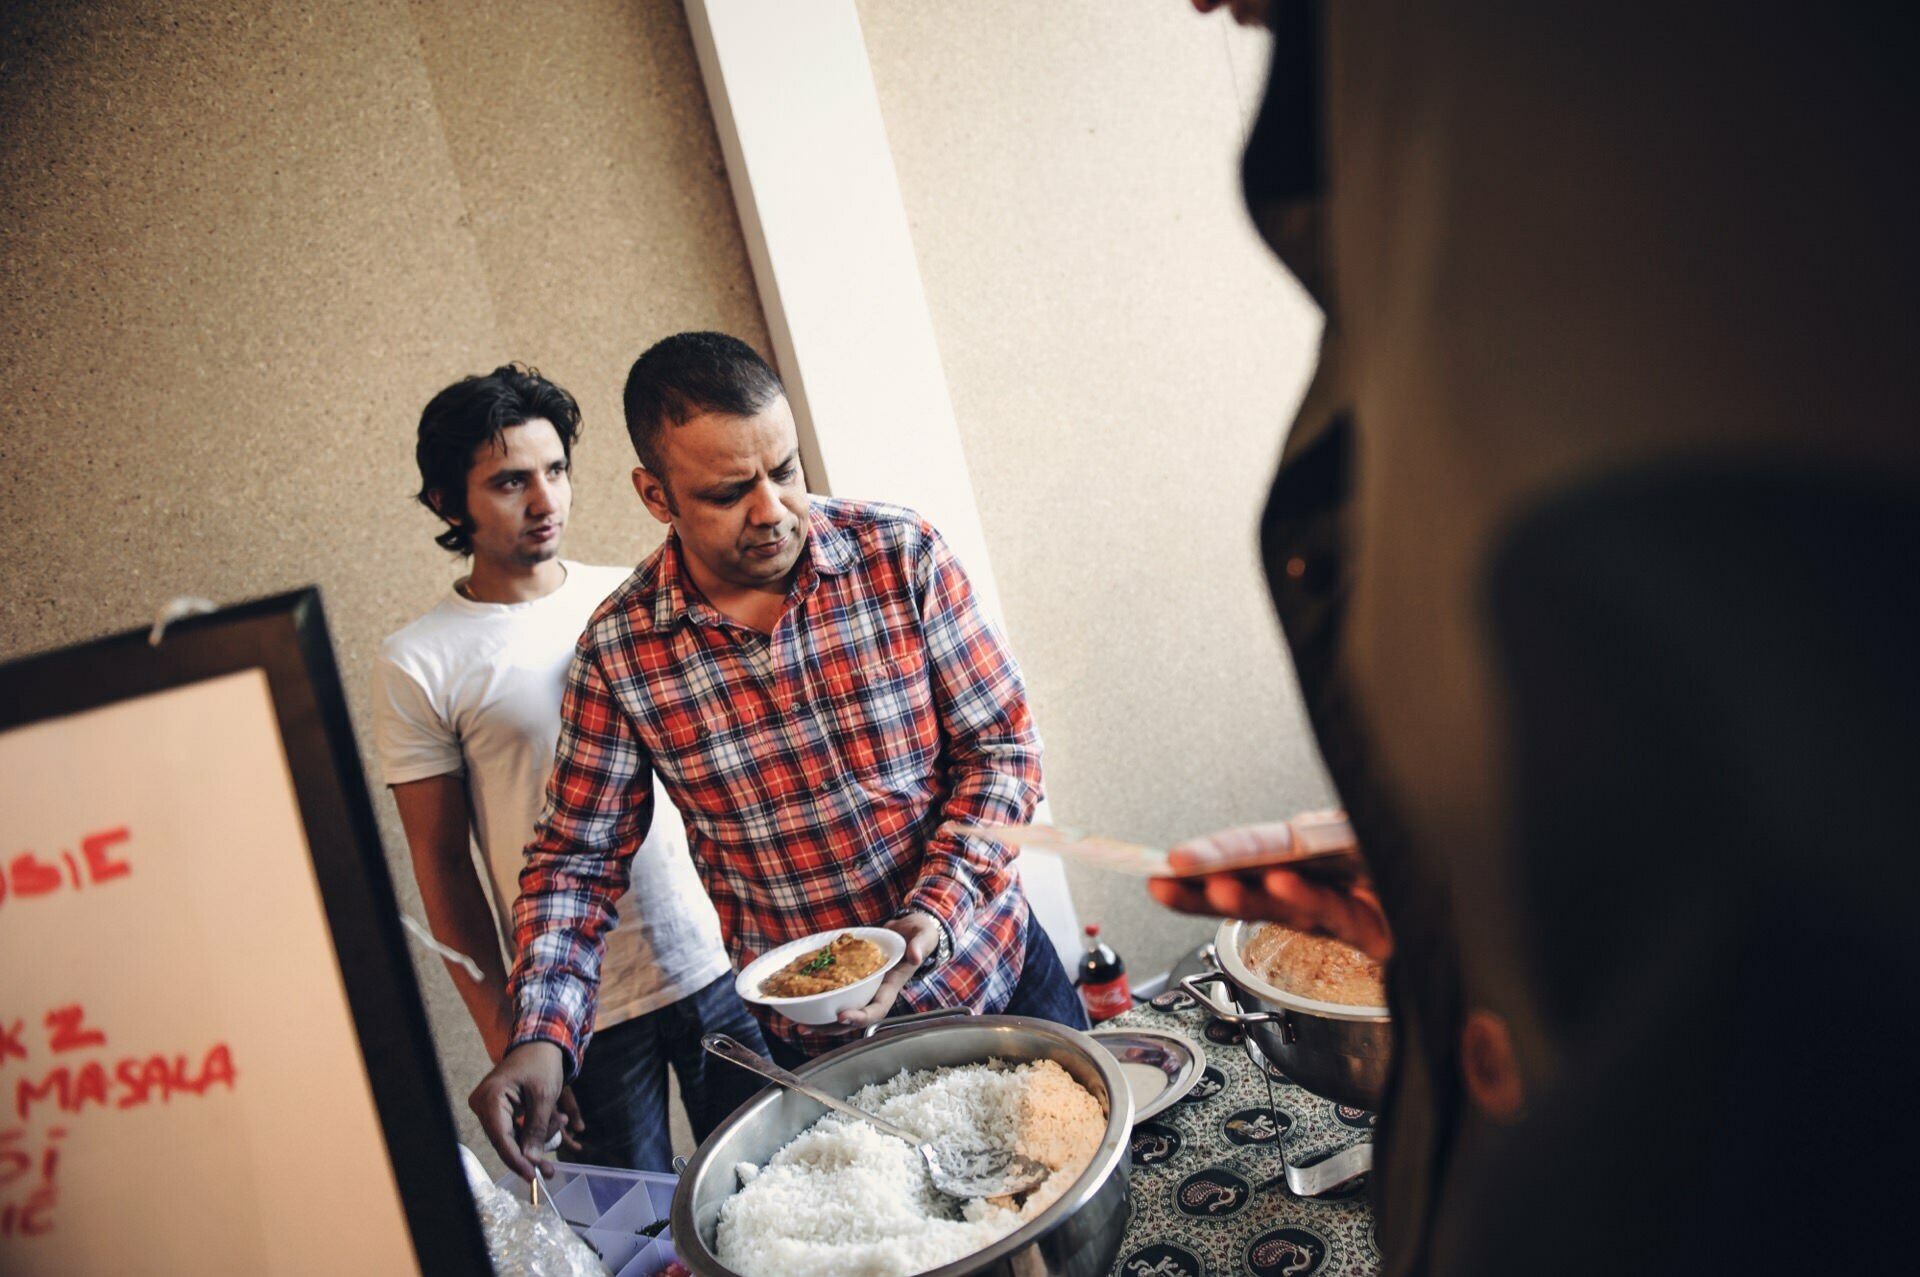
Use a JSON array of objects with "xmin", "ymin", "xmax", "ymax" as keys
[{"xmin": 793, "ymin": 700, "xmax": 809, "ymax": 715}]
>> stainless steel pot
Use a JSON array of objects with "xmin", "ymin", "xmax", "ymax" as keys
[
  {"xmin": 1181, "ymin": 919, "xmax": 1392, "ymax": 1110},
  {"xmin": 669, "ymin": 1012, "xmax": 1134, "ymax": 1277}
]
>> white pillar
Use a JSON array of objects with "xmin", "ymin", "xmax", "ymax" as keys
[
  {"xmin": 681, "ymin": 0, "xmax": 1003, "ymax": 612},
  {"xmin": 684, "ymin": 0, "xmax": 1081, "ymax": 970}
]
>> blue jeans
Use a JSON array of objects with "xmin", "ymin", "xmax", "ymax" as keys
[
  {"xmin": 567, "ymin": 972, "xmax": 769, "ymax": 1172},
  {"xmin": 765, "ymin": 909, "xmax": 1087, "ymax": 1070},
  {"xmin": 1002, "ymin": 908, "xmax": 1090, "ymax": 1030}
]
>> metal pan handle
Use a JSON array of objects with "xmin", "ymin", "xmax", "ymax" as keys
[
  {"xmin": 861, "ymin": 1004, "xmax": 978, "ymax": 1038},
  {"xmin": 1180, "ymin": 970, "xmax": 1283, "ymax": 1026}
]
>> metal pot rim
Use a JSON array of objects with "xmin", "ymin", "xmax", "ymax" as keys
[
  {"xmin": 670, "ymin": 1014, "xmax": 1134, "ymax": 1277},
  {"xmin": 1212, "ymin": 918, "xmax": 1392, "ymax": 1023}
]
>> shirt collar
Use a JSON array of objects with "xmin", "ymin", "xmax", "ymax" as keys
[
  {"xmin": 804, "ymin": 502, "xmax": 856, "ymax": 578},
  {"xmin": 645, "ymin": 503, "xmax": 854, "ymax": 631},
  {"xmin": 645, "ymin": 532, "xmax": 702, "ymax": 632}
]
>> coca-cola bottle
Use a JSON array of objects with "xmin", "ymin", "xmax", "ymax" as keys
[{"xmin": 1076, "ymin": 923, "xmax": 1133, "ymax": 1022}]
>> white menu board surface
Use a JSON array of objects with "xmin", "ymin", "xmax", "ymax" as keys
[{"xmin": 0, "ymin": 669, "xmax": 418, "ymax": 1273}]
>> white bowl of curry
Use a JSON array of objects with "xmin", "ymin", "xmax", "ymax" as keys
[{"xmin": 735, "ymin": 926, "xmax": 909, "ymax": 1025}]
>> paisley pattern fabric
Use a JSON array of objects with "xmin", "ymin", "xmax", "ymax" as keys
[{"xmin": 1108, "ymin": 995, "xmax": 1379, "ymax": 1277}]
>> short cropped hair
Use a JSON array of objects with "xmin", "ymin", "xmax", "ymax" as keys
[
  {"xmin": 415, "ymin": 364, "xmax": 582, "ymax": 555},
  {"xmin": 621, "ymin": 332, "xmax": 785, "ymax": 478}
]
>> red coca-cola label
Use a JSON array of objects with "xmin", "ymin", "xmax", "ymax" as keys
[{"xmin": 1081, "ymin": 976, "xmax": 1134, "ymax": 1022}]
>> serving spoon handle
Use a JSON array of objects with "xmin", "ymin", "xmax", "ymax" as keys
[
  {"xmin": 701, "ymin": 1031, "xmax": 1051, "ymax": 1200},
  {"xmin": 700, "ymin": 1033, "xmax": 922, "ymax": 1144}
]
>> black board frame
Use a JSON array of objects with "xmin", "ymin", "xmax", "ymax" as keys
[{"xmin": 0, "ymin": 587, "xmax": 491, "ymax": 1275}]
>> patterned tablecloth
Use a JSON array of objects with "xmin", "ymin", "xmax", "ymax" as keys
[{"xmin": 1103, "ymin": 989, "xmax": 1380, "ymax": 1277}]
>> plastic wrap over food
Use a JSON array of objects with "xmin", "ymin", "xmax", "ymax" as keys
[{"xmin": 459, "ymin": 1144, "xmax": 609, "ymax": 1277}]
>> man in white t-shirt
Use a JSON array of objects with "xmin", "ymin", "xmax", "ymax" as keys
[{"xmin": 373, "ymin": 363, "xmax": 767, "ymax": 1171}]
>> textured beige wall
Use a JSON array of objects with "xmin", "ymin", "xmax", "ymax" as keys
[
  {"xmin": 0, "ymin": 0, "xmax": 765, "ymax": 1166},
  {"xmin": 857, "ymin": 2, "xmax": 1335, "ymax": 981},
  {"xmin": 3, "ymin": 0, "xmax": 1335, "ymax": 1181}
]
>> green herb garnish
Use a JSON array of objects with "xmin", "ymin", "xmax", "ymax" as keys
[{"xmin": 800, "ymin": 947, "xmax": 837, "ymax": 974}]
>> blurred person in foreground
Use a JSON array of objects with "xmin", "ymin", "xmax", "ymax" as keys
[
  {"xmin": 375, "ymin": 365, "xmax": 766, "ymax": 1172},
  {"xmin": 471, "ymin": 333, "xmax": 1083, "ymax": 1180},
  {"xmin": 1158, "ymin": 2, "xmax": 1920, "ymax": 1275}
]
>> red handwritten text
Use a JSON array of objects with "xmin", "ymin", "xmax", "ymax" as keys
[
  {"xmin": 15, "ymin": 1044, "xmax": 236, "ymax": 1122},
  {"xmin": 0, "ymin": 827, "xmax": 132, "ymax": 908},
  {"xmin": 0, "ymin": 1000, "xmax": 239, "ymax": 1241},
  {"xmin": 43, "ymin": 1007, "xmax": 105, "ymax": 1055},
  {"xmin": 0, "ymin": 1186, "xmax": 55, "ymax": 1238},
  {"xmin": 0, "ymin": 1127, "xmax": 63, "ymax": 1238}
]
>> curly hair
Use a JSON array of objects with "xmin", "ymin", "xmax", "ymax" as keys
[{"xmin": 415, "ymin": 364, "xmax": 582, "ymax": 555}]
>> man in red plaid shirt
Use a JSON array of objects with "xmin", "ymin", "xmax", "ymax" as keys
[{"xmin": 473, "ymin": 332, "xmax": 1085, "ymax": 1179}]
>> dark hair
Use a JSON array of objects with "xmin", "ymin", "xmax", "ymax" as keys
[
  {"xmin": 415, "ymin": 363, "xmax": 582, "ymax": 555},
  {"xmin": 622, "ymin": 332, "xmax": 785, "ymax": 478}
]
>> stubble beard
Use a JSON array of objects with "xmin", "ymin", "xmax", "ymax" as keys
[
  {"xmin": 732, "ymin": 526, "xmax": 802, "ymax": 588},
  {"xmin": 513, "ymin": 535, "xmax": 563, "ymax": 570}
]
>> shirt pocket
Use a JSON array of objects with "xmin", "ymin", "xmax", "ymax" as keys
[
  {"xmin": 667, "ymin": 668, "xmax": 840, "ymax": 822},
  {"xmin": 821, "ymin": 641, "xmax": 939, "ymax": 786},
  {"xmin": 643, "ymin": 703, "xmax": 709, "ymax": 791}
]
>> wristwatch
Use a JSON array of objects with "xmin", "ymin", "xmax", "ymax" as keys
[{"xmin": 902, "ymin": 910, "xmax": 953, "ymax": 976}]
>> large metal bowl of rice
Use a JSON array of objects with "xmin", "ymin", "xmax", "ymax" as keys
[{"xmin": 669, "ymin": 1013, "xmax": 1133, "ymax": 1277}]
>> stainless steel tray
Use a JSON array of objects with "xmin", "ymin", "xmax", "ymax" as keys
[{"xmin": 1088, "ymin": 1027, "xmax": 1203, "ymax": 1121}]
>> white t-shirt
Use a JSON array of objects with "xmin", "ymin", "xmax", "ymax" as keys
[{"xmin": 373, "ymin": 561, "xmax": 729, "ymax": 1028}]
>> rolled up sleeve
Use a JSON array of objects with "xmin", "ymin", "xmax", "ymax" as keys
[
  {"xmin": 902, "ymin": 525, "xmax": 1043, "ymax": 943},
  {"xmin": 508, "ymin": 642, "xmax": 655, "ymax": 1075}
]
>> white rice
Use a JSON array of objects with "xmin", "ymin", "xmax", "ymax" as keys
[{"xmin": 714, "ymin": 1058, "xmax": 1106, "ymax": 1277}]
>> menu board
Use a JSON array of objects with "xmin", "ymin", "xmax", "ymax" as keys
[{"xmin": 0, "ymin": 590, "xmax": 486, "ymax": 1275}]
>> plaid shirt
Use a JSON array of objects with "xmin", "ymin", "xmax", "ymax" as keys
[{"xmin": 509, "ymin": 498, "xmax": 1042, "ymax": 1065}]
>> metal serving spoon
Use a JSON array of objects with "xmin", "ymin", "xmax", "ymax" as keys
[{"xmin": 702, "ymin": 1033, "xmax": 1050, "ymax": 1199}]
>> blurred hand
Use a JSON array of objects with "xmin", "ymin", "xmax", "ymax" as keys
[
  {"xmin": 1190, "ymin": 0, "xmax": 1272, "ymax": 27},
  {"xmin": 1147, "ymin": 821, "xmax": 1394, "ymax": 961},
  {"xmin": 836, "ymin": 912, "xmax": 940, "ymax": 1030},
  {"xmin": 469, "ymin": 1040, "xmax": 567, "ymax": 1182}
]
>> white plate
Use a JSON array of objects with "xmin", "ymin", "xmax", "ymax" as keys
[{"xmin": 1088, "ymin": 1027, "xmax": 1204, "ymax": 1121}]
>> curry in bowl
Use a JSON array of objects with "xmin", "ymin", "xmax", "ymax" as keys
[{"xmin": 759, "ymin": 931, "xmax": 889, "ymax": 998}]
